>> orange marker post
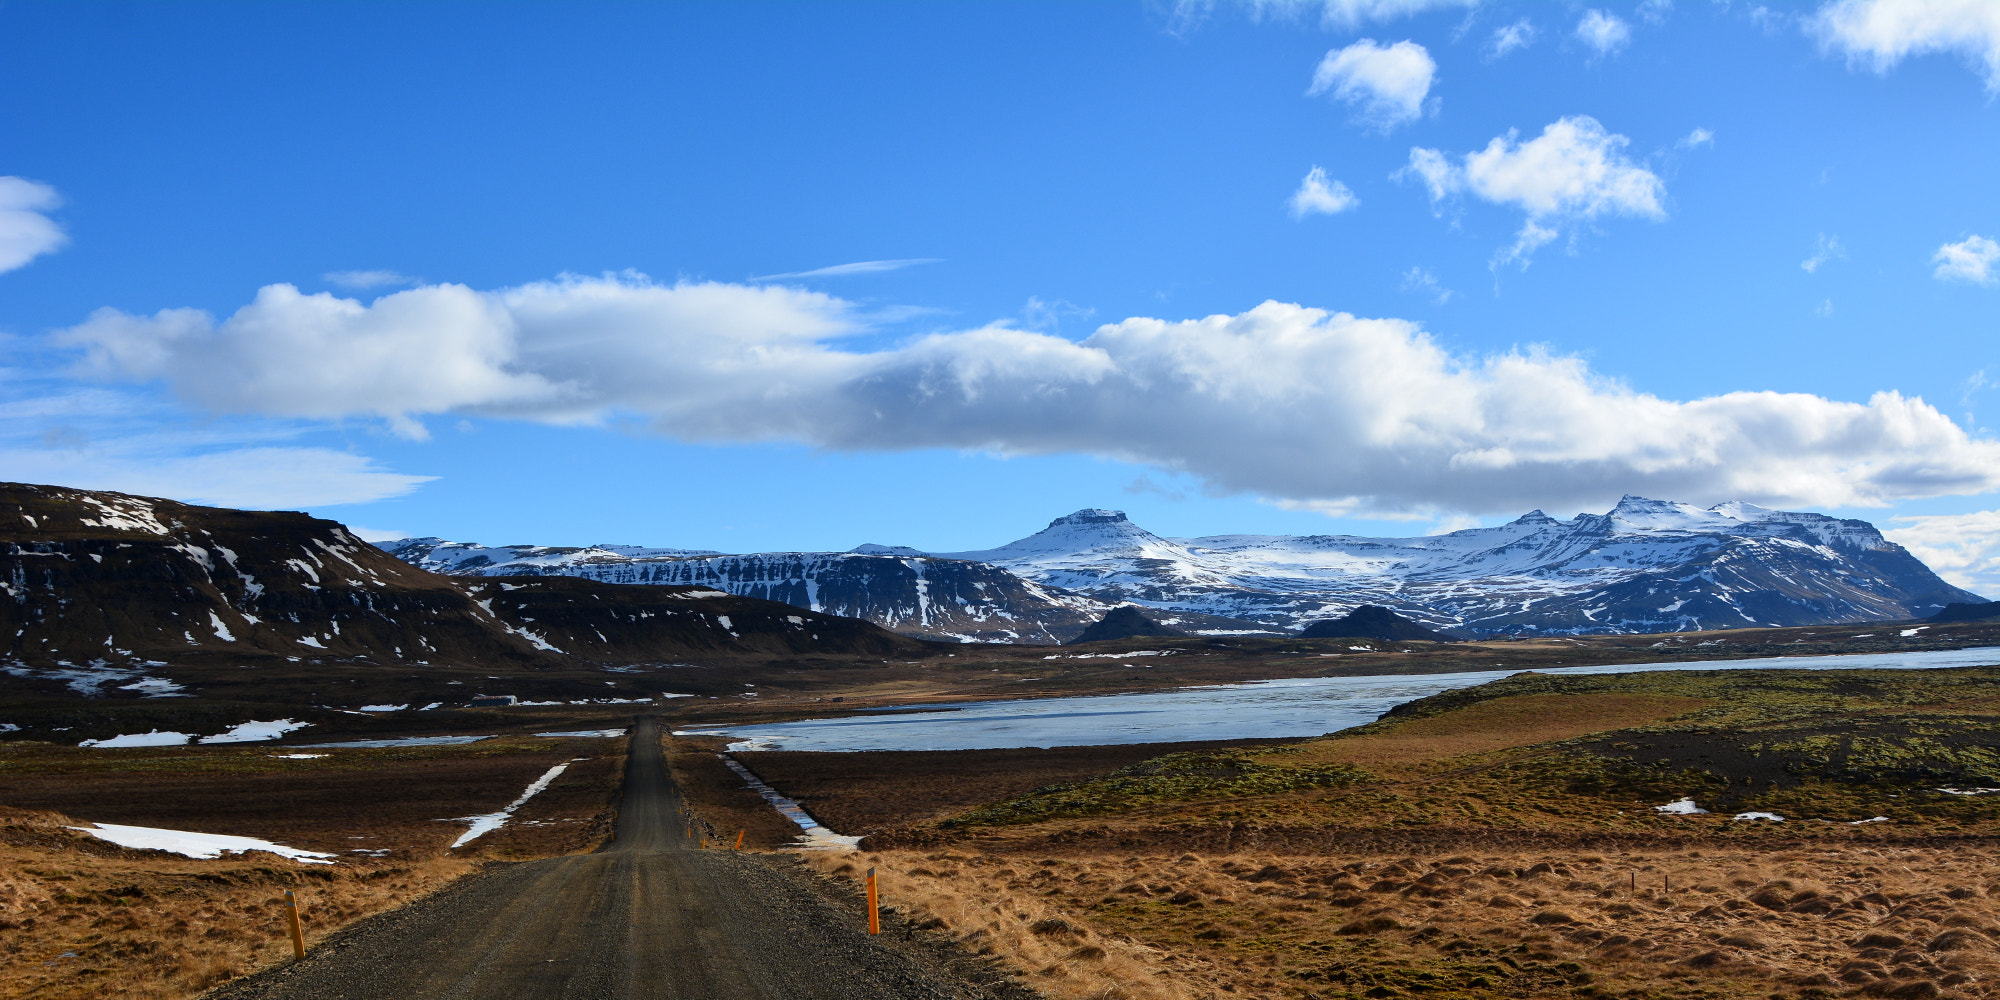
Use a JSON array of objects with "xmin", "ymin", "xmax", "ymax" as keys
[
  {"xmin": 282, "ymin": 890, "xmax": 306, "ymax": 960},
  {"xmin": 866, "ymin": 867, "xmax": 881, "ymax": 935},
  {"xmin": 734, "ymin": 829, "xmax": 745, "ymax": 850}
]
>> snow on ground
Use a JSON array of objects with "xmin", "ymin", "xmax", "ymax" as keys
[
  {"xmin": 300, "ymin": 736, "xmax": 490, "ymax": 748},
  {"xmin": 70, "ymin": 822, "xmax": 337, "ymax": 863},
  {"xmin": 270, "ymin": 753, "xmax": 326, "ymax": 759},
  {"xmin": 199, "ymin": 719, "xmax": 310, "ymax": 744},
  {"xmin": 718, "ymin": 756, "xmax": 862, "ymax": 848},
  {"xmin": 1654, "ymin": 797, "xmax": 1710, "ymax": 815},
  {"xmin": 359, "ymin": 704, "xmax": 408, "ymax": 712},
  {"xmin": 448, "ymin": 761, "xmax": 574, "ymax": 848},
  {"xmin": 1733, "ymin": 812, "xmax": 1785, "ymax": 821},
  {"xmin": 79, "ymin": 730, "xmax": 192, "ymax": 748},
  {"xmin": 534, "ymin": 729, "xmax": 627, "ymax": 738}
]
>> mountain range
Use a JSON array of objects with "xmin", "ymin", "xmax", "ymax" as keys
[
  {"xmin": 0, "ymin": 482, "xmax": 927, "ymax": 688},
  {"xmin": 387, "ymin": 495, "xmax": 1983, "ymax": 642}
]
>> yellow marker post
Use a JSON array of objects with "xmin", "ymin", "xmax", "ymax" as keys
[
  {"xmin": 865, "ymin": 867, "xmax": 881, "ymax": 935},
  {"xmin": 700, "ymin": 837, "xmax": 708, "ymax": 849},
  {"xmin": 282, "ymin": 890, "xmax": 306, "ymax": 960},
  {"xmin": 733, "ymin": 829, "xmax": 745, "ymax": 850}
]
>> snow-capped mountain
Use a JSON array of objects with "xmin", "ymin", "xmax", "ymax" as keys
[
  {"xmin": 384, "ymin": 540, "xmax": 1115, "ymax": 643},
  {"xmin": 937, "ymin": 498, "xmax": 1981, "ymax": 635}
]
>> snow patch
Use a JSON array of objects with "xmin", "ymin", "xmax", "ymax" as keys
[
  {"xmin": 447, "ymin": 761, "xmax": 572, "ymax": 848},
  {"xmin": 1653, "ymin": 797, "xmax": 1709, "ymax": 815},
  {"xmin": 199, "ymin": 719, "xmax": 309, "ymax": 744},
  {"xmin": 80, "ymin": 730, "xmax": 192, "ymax": 748},
  {"xmin": 71, "ymin": 822, "xmax": 336, "ymax": 863}
]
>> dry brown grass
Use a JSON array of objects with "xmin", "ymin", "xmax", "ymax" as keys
[
  {"xmin": 0, "ymin": 739, "xmax": 625, "ymax": 1000},
  {"xmin": 1286, "ymin": 693, "xmax": 1711, "ymax": 774},
  {"xmin": 816, "ymin": 842, "xmax": 2000, "ymax": 1000}
]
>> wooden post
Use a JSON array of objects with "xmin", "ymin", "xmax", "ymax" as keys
[
  {"xmin": 1664, "ymin": 873, "xmax": 1670, "ymax": 893},
  {"xmin": 282, "ymin": 890, "xmax": 306, "ymax": 960},
  {"xmin": 700, "ymin": 837, "xmax": 708, "ymax": 849},
  {"xmin": 866, "ymin": 867, "xmax": 881, "ymax": 935},
  {"xmin": 1629, "ymin": 871, "xmax": 1635, "ymax": 892},
  {"xmin": 734, "ymin": 829, "xmax": 745, "ymax": 850}
]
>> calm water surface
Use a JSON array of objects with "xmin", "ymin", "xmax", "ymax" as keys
[{"xmin": 688, "ymin": 646, "xmax": 2000, "ymax": 753}]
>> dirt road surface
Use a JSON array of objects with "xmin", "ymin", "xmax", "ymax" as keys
[{"xmin": 213, "ymin": 718, "xmax": 1018, "ymax": 1000}]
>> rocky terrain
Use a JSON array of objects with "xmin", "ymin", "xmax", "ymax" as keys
[
  {"xmin": 0, "ymin": 482, "xmax": 932, "ymax": 710},
  {"xmin": 388, "ymin": 497, "xmax": 1985, "ymax": 640}
]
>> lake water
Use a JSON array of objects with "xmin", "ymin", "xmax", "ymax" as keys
[{"xmin": 686, "ymin": 646, "xmax": 2000, "ymax": 753}]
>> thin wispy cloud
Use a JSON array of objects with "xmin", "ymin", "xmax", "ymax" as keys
[
  {"xmin": 1576, "ymin": 9, "xmax": 1633, "ymax": 57},
  {"xmin": 1487, "ymin": 20, "xmax": 1537, "ymax": 58},
  {"xmin": 1677, "ymin": 127, "xmax": 1715, "ymax": 149},
  {"xmin": 0, "ymin": 177, "xmax": 67, "ymax": 274},
  {"xmin": 1801, "ymin": 234, "xmax": 1846, "ymax": 273},
  {"xmin": 323, "ymin": 270, "xmax": 420, "ymax": 290},
  {"xmin": 1289, "ymin": 167, "xmax": 1360, "ymax": 218},
  {"xmin": 753, "ymin": 258, "xmax": 943, "ymax": 280}
]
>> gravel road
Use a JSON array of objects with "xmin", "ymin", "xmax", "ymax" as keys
[{"xmin": 211, "ymin": 717, "xmax": 1032, "ymax": 1000}]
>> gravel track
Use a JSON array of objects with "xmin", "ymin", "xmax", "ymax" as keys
[{"xmin": 210, "ymin": 717, "xmax": 1031, "ymax": 1000}]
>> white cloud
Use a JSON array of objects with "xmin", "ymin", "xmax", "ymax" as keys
[
  {"xmin": 1934, "ymin": 235, "xmax": 1999, "ymax": 285},
  {"xmin": 1677, "ymin": 127, "xmax": 1715, "ymax": 148},
  {"xmin": 1576, "ymin": 9, "xmax": 1633, "ymax": 56},
  {"xmin": 1887, "ymin": 509, "xmax": 2000, "ymax": 596},
  {"xmin": 1289, "ymin": 167, "xmax": 1360, "ymax": 218},
  {"xmin": 324, "ymin": 270, "xmax": 419, "ymax": 290},
  {"xmin": 1639, "ymin": 0, "xmax": 1674, "ymax": 25},
  {"xmin": 55, "ymin": 277, "xmax": 2000, "ymax": 519},
  {"xmin": 346, "ymin": 525, "xmax": 414, "ymax": 542},
  {"xmin": 1488, "ymin": 19, "xmax": 1537, "ymax": 58},
  {"xmin": 1802, "ymin": 234, "xmax": 1846, "ymax": 273},
  {"xmin": 0, "ymin": 445, "xmax": 432, "ymax": 509},
  {"xmin": 0, "ymin": 177, "xmax": 67, "ymax": 274},
  {"xmin": 1179, "ymin": 0, "xmax": 1479, "ymax": 30},
  {"xmin": 1399, "ymin": 266, "xmax": 1454, "ymax": 303},
  {"xmin": 1811, "ymin": 0, "xmax": 2000, "ymax": 90},
  {"xmin": 1307, "ymin": 39, "xmax": 1437, "ymax": 128},
  {"xmin": 753, "ymin": 258, "xmax": 943, "ymax": 280},
  {"xmin": 1404, "ymin": 115, "xmax": 1667, "ymax": 265}
]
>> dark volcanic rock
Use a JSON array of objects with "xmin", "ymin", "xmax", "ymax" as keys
[
  {"xmin": 1066, "ymin": 605, "xmax": 1188, "ymax": 644},
  {"xmin": 388, "ymin": 540, "xmax": 1108, "ymax": 643},
  {"xmin": 1927, "ymin": 601, "xmax": 2000, "ymax": 624},
  {"xmin": 0, "ymin": 481, "xmax": 929, "ymax": 677},
  {"xmin": 1298, "ymin": 605, "xmax": 1451, "ymax": 642}
]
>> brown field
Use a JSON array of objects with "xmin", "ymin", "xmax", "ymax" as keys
[
  {"xmin": 695, "ymin": 668, "xmax": 2000, "ymax": 1000},
  {"xmin": 0, "ymin": 736, "xmax": 626, "ymax": 1000}
]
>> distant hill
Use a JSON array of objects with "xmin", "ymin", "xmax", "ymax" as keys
[
  {"xmin": 0, "ymin": 482, "xmax": 929, "ymax": 682},
  {"xmin": 1066, "ymin": 606, "xmax": 1189, "ymax": 645},
  {"xmin": 1927, "ymin": 602, "xmax": 2000, "ymax": 624},
  {"xmin": 1298, "ymin": 606, "xmax": 1451, "ymax": 642}
]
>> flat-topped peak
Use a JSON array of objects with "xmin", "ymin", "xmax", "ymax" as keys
[{"xmin": 1048, "ymin": 509, "xmax": 1129, "ymax": 528}]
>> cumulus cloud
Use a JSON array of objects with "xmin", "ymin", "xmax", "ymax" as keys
[
  {"xmin": 1576, "ymin": 9, "xmax": 1633, "ymax": 56},
  {"xmin": 324, "ymin": 270, "xmax": 419, "ymax": 290},
  {"xmin": 0, "ymin": 177, "xmax": 67, "ymax": 274},
  {"xmin": 1887, "ymin": 509, "xmax": 2000, "ymax": 596},
  {"xmin": 1802, "ymin": 234, "xmax": 1846, "ymax": 273},
  {"xmin": 752, "ymin": 258, "xmax": 944, "ymax": 280},
  {"xmin": 1308, "ymin": 39, "xmax": 1437, "ymax": 128},
  {"xmin": 1811, "ymin": 0, "xmax": 2000, "ymax": 90},
  {"xmin": 1488, "ymin": 20, "xmax": 1537, "ymax": 58},
  {"xmin": 56, "ymin": 276, "xmax": 2000, "ymax": 519},
  {"xmin": 1404, "ymin": 115, "xmax": 1667, "ymax": 265},
  {"xmin": 1289, "ymin": 167, "xmax": 1360, "ymax": 218},
  {"xmin": 1934, "ymin": 235, "xmax": 1999, "ymax": 285}
]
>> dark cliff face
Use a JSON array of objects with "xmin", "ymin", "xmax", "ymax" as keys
[
  {"xmin": 0, "ymin": 482, "xmax": 929, "ymax": 673},
  {"xmin": 387, "ymin": 542, "xmax": 1109, "ymax": 644},
  {"xmin": 1065, "ymin": 606, "xmax": 1188, "ymax": 645}
]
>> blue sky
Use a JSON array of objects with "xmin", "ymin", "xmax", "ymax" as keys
[{"xmin": 2, "ymin": 1, "xmax": 1999, "ymax": 587}]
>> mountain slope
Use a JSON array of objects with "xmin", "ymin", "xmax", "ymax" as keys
[
  {"xmin": 0, "ymin": 482, "xmax": 928, "ymax": 688},
  {"xmin": 387, "ymin": 539, "xmax": 1115, "ymax": 643},
  {"xmin": 939, "ymin": 498, "xmax": 1981, "ymax": 637}
]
